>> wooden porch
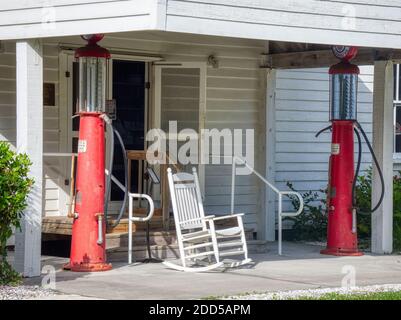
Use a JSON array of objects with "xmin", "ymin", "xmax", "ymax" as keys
[
  {"xmin": 43, "ymin": 147, "xmax": 258, "ymax": 260},
  {"xmin": 41, "ymin": 212, "xmax": 257, "ymax": 261}
]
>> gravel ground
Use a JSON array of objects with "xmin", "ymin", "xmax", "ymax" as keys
[
  {"xmin": 0, "ymin": 285, "xmax": 56, "ymax": 300},
  {"xmin": 224, "ymin": 284, "xmax": 401, "ymax": 300}
]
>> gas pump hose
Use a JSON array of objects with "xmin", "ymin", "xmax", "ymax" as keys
[
  {"xmin": 351, "ymin": 127, "xmax": 362, "ymax": 209},
  {"xmin": 103, "ymin": 119, "xmax": 158, "ymax": 261},
  {"xmin": 103, "ymin": 118, "xmax": 129, "ymax": 227},
  {"xmin": 104, "ymin": 119, "xmax": 114, "ymax": 223},
  {"xmin": 353, "ymin": 121, "xmax": 385, "ymax": 214},
  {"xmin": 315, "ymin": 122, "xmax": 385, "ymax": 214}
]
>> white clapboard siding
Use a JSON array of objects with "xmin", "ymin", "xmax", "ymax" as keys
[
  {"xmin": 165, "ymin": 0, "xmax": 401, "ymax": 49},
  {"xmin": 0, "ymin": 40, "xmax": 61, "ymax": 216},
  {"xmin": 3, "ymin": 0, "xmax": 401, "ymax": 50},
  {"xmin": 275, "ymin": 66, "xmax": 374, "ymax": 214},
  {"xmin": 0, "ymin": 1, "xmax": 154, "ymax": 40},
  {"xmin": 76, "ymin": 31, "xmax": 264, "ymax": 232},
  {"xmin": 90, "ymin": 31, "xmax": 265, "ymax": 230},
  {"xmin": 0, "ymin": 31, "xmax": 266, "ymax": 232}
]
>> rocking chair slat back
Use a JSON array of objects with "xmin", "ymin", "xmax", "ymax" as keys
[
  {"xmin": 164, "ymin": 167, "xmax": 251, "ymax": 272},
  {"xmin": 167, "ymin": 168, "xmax": 206, "ymax": 230}
]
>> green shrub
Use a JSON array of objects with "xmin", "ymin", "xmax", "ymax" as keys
[
  {"xmin": 353, "ymin": 169, "xmax": 401, "ymax": 250},
  {"xmin": 393, "ymin": 175, "xmax": 401, "ymax": 250},
  {"xmin": 284, "ymin": 183, "xmax": 327, "ymax": 241},
  {"xmin": 286, "ymin": 169, "xmax": 401, "ymax": 251},
  {"xmin": 354, "ymin": 169, "xmax": 373, "ymax": 239},
  {"xmin": 0, "ymin": 141, "xmax": 34, "ymax": 285}
]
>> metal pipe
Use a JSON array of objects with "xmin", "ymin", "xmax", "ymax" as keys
[
  {"xmin": 129, "ymin": 193, "xmax": 155, "ymax": 222},
  {"xmin": 352, "ymin": 208, "xmax": 357, "ymax": 234},
  {"xmin": 231, "ymin": 159, "xmax": 236, "ymax": 213},
  {"xmin": 128, "ymin": 193, "xmax": 155, "ymax": 264},
  {"xmin": 43, "ymin": 152, "xmax": 78, "ymax": 157},
  {"xmin": 279, "ymin": 191, "xmax": 304, "ymax": 217},
  {"xmin": 96, "ymin": 214, "xmax": 103, "ymax": 245},
  {"xmin": 278, "ymin": 194, "xmax": 282, "ymax": 256},
  {"xmin": 128, "ymin": 195, "xmax": 133, "ymax": 264}
]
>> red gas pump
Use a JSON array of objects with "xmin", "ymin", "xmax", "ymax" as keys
[
  {"xmin": 64, "ymin": 34, "xmax": 156, "ymax": 272},
  {"xmin": 317, "ymin": 46, "xmax": 385, "ymax": 256},
  {"xmin": 67, "ymin": 34, "xmax": 112, "ymax": 271}
]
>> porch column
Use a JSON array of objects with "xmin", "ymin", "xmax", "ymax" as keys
[
  {"xmin": 264, "ymin": 68, "xmax": 277, "ymax": 241},
  {"xmin": 371, "ymin": 60, "xmax": 393, "ymax": 254},
  {"xmin": 14, "ymin": 40, "xmax": 43, "ymax": 277}
]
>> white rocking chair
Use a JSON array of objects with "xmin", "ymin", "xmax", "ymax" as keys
[{"xmin": 163, "ymin": 167, "xmax": 252, "ymax": 272}]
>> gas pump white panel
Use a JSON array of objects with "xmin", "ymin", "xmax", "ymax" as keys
[{"xmin": 78, "ymin": 140, "xmax": 87, "ymax": 153}]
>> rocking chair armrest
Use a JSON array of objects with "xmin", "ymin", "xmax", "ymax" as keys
[
  {"xmin": 203, "ymin": 215, "xmax": 216, "ymax": 220},
  {"xmin": 210, "ymin": 213, "xmax": 245, "ymax": 221}
]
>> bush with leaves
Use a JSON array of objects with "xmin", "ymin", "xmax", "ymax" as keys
[
  {"xmin": 393, "ymin": 174, "xmax": 401, "ymax": 250},
  {"xmin": 0, "ymin": 141, "xmax": 34, "ymax": 285},
  {"xmin": 284, "ymin": 182, "xmax": 327, "ymax": 241},
  {"xmin": 286, "ymin": 169, "xmax": 401, "ymax": 251},
  {"xmin": 354, "ymin": 170, "xmax": 372, "ymax": 239},
  {"xmin": 354, "ymin": 169, "xmax": 401, "ymax": 250}
]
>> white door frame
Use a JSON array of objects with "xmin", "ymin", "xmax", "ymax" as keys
[
  {"xmin": 153, "ymin": 62, "xmax": 207, "ymax": 193},
  {"xmin": 58, "ymin": 51, "xmax": 74, "ymax": 215},
  {"xmin": 106, "ymin": 55, "xmax": 150, "ymax": 212}
]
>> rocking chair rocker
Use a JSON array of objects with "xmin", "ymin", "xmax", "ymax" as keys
[{"xmin": 163, "ymin": 167, "xmax": 252, "ymax": 272}]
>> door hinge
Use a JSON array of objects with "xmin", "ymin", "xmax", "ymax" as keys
[
  {"xmin": 145, "ymin": 82, "xmax": 151, "ymax": 89},
  {"xmin": 65, "ymin": 71, "xmax": 70, "ymax": 78}
]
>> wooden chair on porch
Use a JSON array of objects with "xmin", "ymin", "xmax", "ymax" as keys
[{"xmin": 163, "ymin": 167, "xmax": 252, "ymax": 272}]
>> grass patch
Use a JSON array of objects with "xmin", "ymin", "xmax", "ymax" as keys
[{"xmin": 296, "ymin": 291, "xmax": 401, "ymax": 300}]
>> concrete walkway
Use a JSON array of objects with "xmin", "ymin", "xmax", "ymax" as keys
[{"xmin": 22, "ymin": 242, "xmax": 401, "ymax": 300}]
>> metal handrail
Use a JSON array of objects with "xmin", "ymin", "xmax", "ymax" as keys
[
  {"xmin": 106, "ymin": 170, "xmax": 155, "ymax": 263},
  {"xmin": 128, "ymin": 192, "xmax": 155, "ymax": 264},
  {"xmin": 43, "ymin": 152, "xmax": 77, "ymax": 157},
  {"xmin": 231, "ymin": 156, "xmax": 304, "ymax": 255}
]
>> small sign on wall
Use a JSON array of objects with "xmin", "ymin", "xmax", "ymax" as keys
[{"xmin": 43, "ymin": 83, "xmax": 55, "ymax": 106}]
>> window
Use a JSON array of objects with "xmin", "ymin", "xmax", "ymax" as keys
[{"xmin": 393, "ymin": 64, "xmax": 401, "ymax": 155}]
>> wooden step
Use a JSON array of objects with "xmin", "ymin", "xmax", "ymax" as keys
[
  {"xmin": 115, "ymin": 207, "xmax": 163, "ymax": 218},
  {"xmin": 219, "ymin": 250, "xmax": 245, "ymax": 257},
  {"xmin": 42, "ymin": 215, "xmax": 255, "ymax": 242},
  {"xmin": 42, "ymin": 216, "xmax": 73, "ymax": 235},
  {"xmin": 106, "ymin": 216, "xmax": 170, "ymax": 234},
  {"xmin": 41, "ymin": 216, "xmax": 262, "ymax": 262},
  {"xmin": 42, "ymin": 209, "xmax": 166, "ymax": 236},
  {"xmin": 106, "ymin": 216, "xmax": 234, "ymax": 234},
  {"xmin": 106, "ymin": 231, "xmax": 177, "ymax": 249}
]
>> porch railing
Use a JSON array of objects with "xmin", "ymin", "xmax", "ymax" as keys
[{"xmin": 230, "ymin": 156, "xmax": 304, "ymax": 255}]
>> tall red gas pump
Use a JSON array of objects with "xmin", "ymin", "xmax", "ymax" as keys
[
  {"xmin": 317, "ymin": 46, "xmax": 385, "ymax": 256},
  {"xmin": 67, "ymin": 34, "xmax": 112, "ymax": 272}
]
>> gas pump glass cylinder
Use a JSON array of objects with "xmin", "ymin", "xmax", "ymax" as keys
[
  {"xmin": 330, "ymin": 73, "xmax": 358, "ymax": 121},
  {"xmin": 78, "ymin": 56, "xmax": 106, "ymax": 113}
]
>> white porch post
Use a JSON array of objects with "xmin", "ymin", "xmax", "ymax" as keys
[
  {"xmin": 264, "ymin": 68, "xmax": 277, "ymax": 241},
  {"xmin": 371, "ymin": 60, "xmax": 393, "ymax": 254},
  {"xmin": 14, "ymin": 40, "xmax": 43, "ymax": 277}
]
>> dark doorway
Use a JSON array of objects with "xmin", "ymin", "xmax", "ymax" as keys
[{"xmin": 111, "ymin": 60, "xmax": 146, "ymax": 200}]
